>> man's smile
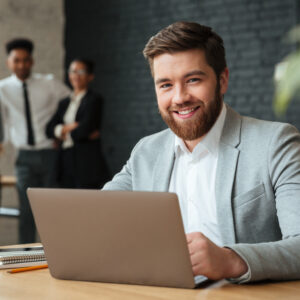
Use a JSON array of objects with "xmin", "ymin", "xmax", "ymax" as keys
[{"xmin": 172, "ymin": 106, "xmax": 201, "ymax": 119}]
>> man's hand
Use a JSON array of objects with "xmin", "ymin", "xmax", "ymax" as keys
[
  {"xmin": 186, "ymin": 232, "xmax": 248, "ymax": 280},
  {"xmin": 60, "ymin": 122, "xmax": 79, "ymax": 140}
]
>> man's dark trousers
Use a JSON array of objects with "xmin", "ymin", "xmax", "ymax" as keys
[{"xmin": 15, "ymin": 149, "xmax": 57, "ymax": 243}]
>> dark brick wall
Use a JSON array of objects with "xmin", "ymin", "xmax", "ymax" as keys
[{"xmin": 64, "ymin": 0, "xmax": 300, "ymax": 175}]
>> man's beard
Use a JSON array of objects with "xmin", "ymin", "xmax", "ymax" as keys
[{"xmin": 159, "ymin": 86, "xmax": 223, "ymax": 141}]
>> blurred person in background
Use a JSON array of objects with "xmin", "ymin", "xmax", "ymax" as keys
[
  {"xmin": 0, "ymin": 38, "xmax": 70, "ymax": 243},
  {"xmin": 46, "ymin": 58, "xmax": 110, "ymax": 189}
]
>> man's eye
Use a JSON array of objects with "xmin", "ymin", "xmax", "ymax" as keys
[
  {"xmin": 160, "ymin": 83, "xmax": 172, "ymax": 89},
  {"xmin": 187, "ymin": 78, "xmax": 200, "ymax": 83}
]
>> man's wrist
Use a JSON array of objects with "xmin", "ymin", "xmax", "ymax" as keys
[{"xmin": 223, "ymin": 247, "xmax": 248, "ymax": 278}]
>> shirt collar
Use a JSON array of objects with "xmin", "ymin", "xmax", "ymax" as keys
[
  {"xmin": 11, "ymin": 73, "xmax": 33, "ymax": 86},
  {"xmin": 174, "ymin": 102, "xmax": 227, "ymax": 157}
]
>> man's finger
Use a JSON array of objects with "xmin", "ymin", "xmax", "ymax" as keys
[
  {"xmin": 186, "ymin": 232, "xmax": 198, "ymax": 243},
  {"xmin": 189, "ymin": 251, "xmax": 201, "ymax": 266},
  {"xmin": 192, "ymin": 264, "xmax": 202, "ymax": 276}
]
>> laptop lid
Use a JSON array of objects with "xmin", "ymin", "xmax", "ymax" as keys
[{"xmin": 28, "ymin": 188, "xmax": 200, "ymax": 288}]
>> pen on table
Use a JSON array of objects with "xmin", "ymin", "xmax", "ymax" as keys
[{"xmin": 8, "ymin": 264, "xmax": 48, "ymax": 274}]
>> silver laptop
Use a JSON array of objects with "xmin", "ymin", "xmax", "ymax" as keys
[{"xmin": 27, "ymin": 188, "xmax": 207, "ymax": 288}]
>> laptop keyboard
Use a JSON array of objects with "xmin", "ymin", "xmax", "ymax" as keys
[{"xmin": 194, "ymin": 275, "xmax": 208, "ymax": 284}]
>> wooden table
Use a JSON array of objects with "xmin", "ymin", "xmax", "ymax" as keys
[{"xmin": 1, "ymin": 244, "xmax": 300, "ymax": 300}]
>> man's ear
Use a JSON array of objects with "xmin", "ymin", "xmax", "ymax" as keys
[{"xmin": 219, "ymin": 68, "xmax": 229, "ymax": 95}]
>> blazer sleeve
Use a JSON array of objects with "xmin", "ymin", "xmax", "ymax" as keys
[
  {"xmin": 46, "ymin": 100, "xmax": 67, "ymax": 139},
  {"xmin": 228, "ymin": 124, "xmax": 300, "ymax": 282},
  {"xmin": 70, "ymin": 92, "xmax": 102, "ymax": 142},
  {"xmin": 102, "ymin": 138, "xmax": 147, "ymax": 191}
]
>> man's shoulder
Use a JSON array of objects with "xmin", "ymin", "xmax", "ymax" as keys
[
  {"xmin": 32, "ymin": 73, "xmax": 67, "ymax": 86},
  {"xmin": 227, "ymin": 105, "xmax": 298, "ymax": 135},
  {"xmin": 236, "ymin": 112, "xmax": 300, "ymax": 152},
  {"xmin": 0, "ymin": 75, "xmax": 13, "ymax": 87},
  {"xmin": 32, "ymin": 73, "xmax": 70, "ymax": 94},
  {"xmin": 32, "ymin": 73, "xmax": 56, "ymax": 82},
  {"xmin": 241, "ymin": 114, "xmax": 297, "ymax": 135},
  {"xmin": 137, "ymin": 128, "xmax": 173, "ymax": 145},
  {"xmin": 133, "ymin": 128, "xmax": 174, "ymax": 153},
  {"xmin": 0, "ymin": 73, "xmax": 57, "ymax": 87},
  {"xmin": 223, "ymin": 105, "xmax": 300, "ymax": 150}
]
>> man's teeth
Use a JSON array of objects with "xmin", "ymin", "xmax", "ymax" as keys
[{"xmin": 178, "ymin": 108, "xmax": 196, "ymax": 115}]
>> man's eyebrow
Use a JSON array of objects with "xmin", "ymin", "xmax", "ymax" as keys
[
  {"xmin": 155, "ymin": 78, "xmax": 170, "ymax": 85},
  {"xmin": 155, "ymin": 70, "xmax": 207, "ymax": 85},
  {"xmin": 183, "ymin": 70, "xmax": 207, "ymax": 78}
]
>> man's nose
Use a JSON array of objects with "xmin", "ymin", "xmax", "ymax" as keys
[
  {"xmin": 172, "ymin": 85, "xmax": 190, "ymax": 105},
  {"xmin": 17, "ymin": 62, "xmax": 26, "ymax": 69}
]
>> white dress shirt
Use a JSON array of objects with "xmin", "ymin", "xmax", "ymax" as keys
[
  {"xmin": 169, "ymin": 104, "xmax": 251, "ymax": 281},
  {"xmin": 0, "ymin": 73, "xmax": 70, "ymax": 150},
  {"xmin": 169, "ymin": 103, "xmax": 227, "ymax": 246},
  {"xmin": 54, "ymin": 91, "xmax": 86, "ymax": 149}
]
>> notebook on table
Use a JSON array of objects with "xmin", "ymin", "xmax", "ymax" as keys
[
  {"xmin": 27, "ymin": 188, "xmax": 208, "ymax": 289},
  {"xmin": 0, "ymin": 246, "xmax": 46, "ymax": 269}
]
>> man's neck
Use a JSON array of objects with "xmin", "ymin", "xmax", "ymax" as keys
[{"xmin": 14, "ymin": 73, "xmax": 31, "ymax": 82}]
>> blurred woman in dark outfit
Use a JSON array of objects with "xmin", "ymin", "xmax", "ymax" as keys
[{"xmin": 46, "ymin": 58, "xmax": 110, "ymax": 188}]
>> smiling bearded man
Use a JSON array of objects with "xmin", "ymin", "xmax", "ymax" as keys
[{"xmin": 103, "ymin": 21, "xmax": 300, "ymax": 284}]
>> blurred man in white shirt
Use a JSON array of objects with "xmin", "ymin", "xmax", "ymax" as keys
[{"xmin": 0, "ymin": 38, "xmax": 70, "ymax": 243}]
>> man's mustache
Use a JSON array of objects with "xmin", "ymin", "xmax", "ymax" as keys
[{"xmin": 168, "ymin": 100, "xmax": 204, "ymax": 112}]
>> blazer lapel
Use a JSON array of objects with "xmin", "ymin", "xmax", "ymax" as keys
[
  {"xmin": 61, "ymin": 98, "xmax": 71, "ymax": 118},
  {"xmin": 215, "ymin": 105, "xmax": 242, "ymax": 245},
  {"xmin": 75, "ymin": 91, "xmax": 89, "ymax": 120},
  {"xmin": 152, "ymin": 130, "xmax": 175, "ymax": 192}
]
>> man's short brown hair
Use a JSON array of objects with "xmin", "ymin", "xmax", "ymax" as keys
[{"xmin": 143, "ymin": 21, "xmax": 227, "ymax": 79}]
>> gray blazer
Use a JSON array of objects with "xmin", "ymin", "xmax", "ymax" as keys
[{"xmin": 103, "ymin": 105, "xmax": 300, "ymax": 282}]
